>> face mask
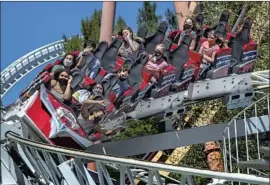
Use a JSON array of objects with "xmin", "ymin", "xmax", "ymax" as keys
[
  {"xmin": 59, "ymin": 78, "xmax": 68, "ymax": 86},
  {"xmin": 154, "ymin": 52, "xmax": 163, "ymax": 60},
  {"xmin": 63, "ymin": 59, "xmax": 73, "ymax": 67},
  {"xmin": 183, "ymin": 24, "xmax": 192, "ymax": 30},
  {"xmin": 92, "ymin": 88, "xmax": 103, "ymax": 96}
]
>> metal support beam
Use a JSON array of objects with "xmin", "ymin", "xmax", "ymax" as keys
[{"xmin": 99, "ymin": 1, "xmax": 116, "ymax": 44}]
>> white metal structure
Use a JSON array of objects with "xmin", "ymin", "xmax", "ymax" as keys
[
  {"xmin": 223, "ymin": 94, "xmax": 270, "ymax": 178},
  {"xmin": 1, "ymin": 40, "xmax": 65, "ymax": 98},
  {"xmin": 2, "ymin": 132, "xmax": 269, "ymax": 185}
]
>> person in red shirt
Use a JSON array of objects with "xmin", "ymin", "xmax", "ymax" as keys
[
  {"xmin": 199, "ymin": 29, "xmax": 220, "ymax": 75},
  {"xmin": 199, "ymin": 29, "xmax": 220, "ymax": 64}
]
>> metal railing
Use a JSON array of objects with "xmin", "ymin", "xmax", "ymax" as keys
[
  {"xmin": 3, "ymin": 132, "xmax": 269, "ymax": 185},
  {"xmin": 223, "ymin": 94, "xmax": 270, "ymax": 182}
]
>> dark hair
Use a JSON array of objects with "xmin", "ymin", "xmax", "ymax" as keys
[
  {"xmin": 92, "ymin": 83, "xmax": 105, "ymax": 97},
  {"xmin": 118, "ymin": 64, "xmax": 131, "ymax": 73},
  {"xmin": 54, "ymin": 68, "xmax": 71, "ymax": 82},
  {"xmin": 83, "ymin": 40, "xmax": 96, "ymax": 49},
  {"xmin": 123, "ymin": 27, "xmax": 134, "ymax": 39},
  {"xmin": 61, "ymin": 53, "xmax": 76, "ymax": 69}
]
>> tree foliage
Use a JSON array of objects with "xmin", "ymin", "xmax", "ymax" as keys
[
  {"xmin": 81, "ymin": 9, "xmax": 102, "ymax": 45},
  {"xmin": 137, "ymin": 2, "xmax": 162, "ymax": 35},
  {"xmin": 113, "ymin": 118, "xmax": 159, "ymax": 141},
  {"xmin": 62, "ymin": 35, "xmax": 83, "ymax": 53},
  {"xmin": 165, "ymin": 8, "xmax": 178, "ymax": 31},
  {"xmin": 114, "ymin": 16, "xmax": 127, "ymax": 35}
]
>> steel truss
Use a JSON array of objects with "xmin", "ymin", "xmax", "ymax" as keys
[{"xmin": 1, "ymin": 132, "xmax": 269, "ymax": 185}]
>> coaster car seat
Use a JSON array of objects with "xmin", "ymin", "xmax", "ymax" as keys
[
  {"xmin": 169, "ymin": 36, "xmax": 203, "ymax": 91},
  {"xmin": 172, "ymin": 50, "xmax": 202, "ymax": 91},
  {"xmin": 112, "ymin": 53, "xmax": 150, "ymax": 110},
  {"xmin": 233, "ymin": 41, "xmax": 257, "ymax": 74},
  {"xmin": 168, "ymin": 30, "xmax": 182, "ymax": 44},
  {"xmin": 194, "ymin": 14, "xmax": 205, "ymax": 52},
  {"xmin": 213, "ymin": 10, "xmax": 230, "ymax": 33},
  {"xmin": 20, "ymin": 71, "xmax": 51, "ymax": 101},
  {"xmin": 147, "ymin": 64, "xmax": 177, "ymax": 98},
  {"xmin": 94, "ymin": 41, "xmax": 108, "ymax": 62},
  {"xmin": 144, "ymin": 21, "xmax": 168, "ymax": 54},
  {"xmin": 137, "ymin": 27, "xmax": 148, "ymax": 40},
  {"xmin": 101, "ymin": 37, "xmax": 123, "ymax": 72},
  {"xmin": 115, "ymin": 57, "xmax": 133, "ymax": 72},
  {"xmin": 206, "ymin": 47, "xmax": 232, "ymax": 79},
  {"xmin": 101, "ymin": 73, "xmax": 118, "ymax": 100},
  {"xmin": 168, "ymin": 34, "xmax": 191, "ymax": 80},
  {"xmin": 230, "ymin": 17, "xmax": 253, "ymax": 73}
]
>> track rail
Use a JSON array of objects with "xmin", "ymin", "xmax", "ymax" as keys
[
  {"xmin": 1, "ymin": 40, "xmax": 65, "ymax": 98},
  {"xmin": 4, "ymin": 132, "xmax": 270, "ymax": 185}
]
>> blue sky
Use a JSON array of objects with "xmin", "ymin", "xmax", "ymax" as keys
[{"xmin": 1, "ymin": 2, "xmax": 174, "ymax": 106}]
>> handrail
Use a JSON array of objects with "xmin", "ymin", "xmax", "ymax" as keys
[
  {"xmin": 5, "ymin": 132, "xmax": 269, "ymax": 185},
  {"xmin": 223, "ymin": 94, "xmax": 269, "ymax": 134}
]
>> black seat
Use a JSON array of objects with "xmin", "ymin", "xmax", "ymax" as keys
[
  {"xmin": 70, "ymin": 69, "xmax": 85, "ymax": 90},
  {"xmin": 94, "ymin": 41, "xmax": 108, "ymax": 62},
  {"xmin": 213, "ymin": 10, "xmax": 230, "ymax": 31},
  {"xmin": 101, "ymin": 38, "xmax": 123, "ymax": 72},
  {"xmin": 101, "ymin": 74, "xmax": 118, "ymax": 100},
  {"xmin": 168, "ymin": 34, "xmax": 191, "ymax": 79},
  {"xmin": 144, "ymin": 21, "xmax": 168, "ymax": 54},
  {"xmin": 81, "ymin": 54, "xmax": 96, "ymax": 76},
  {"xmin": 123, "ymin": 58, "xmax": 133, "ymax": 70},
  {"xmin": 230, "ymin": 17, "xmax": 252, "ymax": 66},
  {"xmin": 137, "ymin": 27, "xmax": 148, "ymax": 39},
  {"xmin": 215, "ymin": 22, "xmax": 227, "ymax": 39},
  {"xmin": 128, "ymin": 53, "xmax": 148, "ymax": 89},
  {"xmin": 162, "ymin": 38, "xmax": 173, "ymax": 63},
  {"xmin": 194, "ymin": 14, "xmax": 205, "ymax": 52},
  {"xmin": 100, "ymin": 80, "xmax": 110, "ymax": 94}
]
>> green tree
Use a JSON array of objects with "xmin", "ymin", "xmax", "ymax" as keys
[
  {"xmin": 165, "ymin": 8, "xmax": 178, "ymax": 31},
  {"xmin": 62, "ymin": 34, "xmax": 83, "ymax": 53},
  {"xmin": 114, "ymin": 16, "xmax": 127, "ymax": 35},
  {"xmin": 81, "ymin": 9, "xmax": 102, "ymax": 45},
  {"xmin": 137, "ymin": 2, "xmax": 162, "ymax": 35}
]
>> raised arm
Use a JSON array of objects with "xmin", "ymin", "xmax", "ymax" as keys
[{"xmin": 63, "ymin": 76, "xmax": 72, "ymax": 101}]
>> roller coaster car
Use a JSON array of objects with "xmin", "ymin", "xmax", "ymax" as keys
[
  {"xmin": 205, "ymin": 47, "xmax": 232, "ymax": 79},
  {"xmin": 20, "ymin": 84, "xmax": 93, "ymax": 150}
]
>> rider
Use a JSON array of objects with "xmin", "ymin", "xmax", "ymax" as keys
[
  {"xmin": 50, "ymin": 53, "xmax": 76, "ymax": 75},
  {"xmin": 145, "ymin": 44, "xmax": 168, "ymax": 83},
  {"xmin": 78, "ymin": 83, "xmax": 117, "ymax": 143},
  {"xmin": 118, "ymin": 27, "xmax": 140, "ymax": 59},
  {"xmin": 177, "ymin": 18, "xmax": 197, "ymax": 50},
  {"xmin": 199, "ymin": 29, "xmax": 220, "ymax": 75},
  {"xmin": 48, "ymin": 68, "xmax": 73, "ymax": 104},
  {"xmin": 76, "ymin": 41, "xmax": 101, "ymax": 79}
]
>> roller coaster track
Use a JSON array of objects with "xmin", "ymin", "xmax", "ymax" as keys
[
  {"xmin": 2, "ymin": 132, "xmax": 269, "ymax": 185},
  {"xmin": 1, "ymin": 40, "xmax": 65, "ymax": 99}
]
